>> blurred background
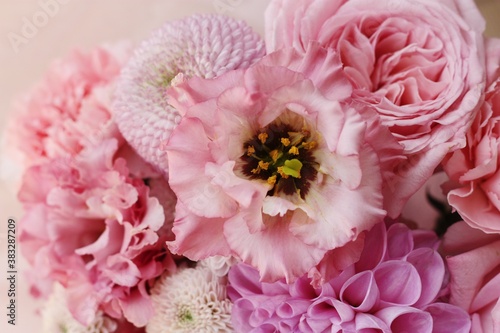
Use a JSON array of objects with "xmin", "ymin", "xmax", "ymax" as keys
[{"xmin": 0, "ymin": 0, "xmax": 498, "ymax": 331}]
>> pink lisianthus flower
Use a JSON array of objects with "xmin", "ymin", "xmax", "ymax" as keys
[
  {"xmin": 228, "ymin": 222, "xmax": 471, "ymax": 333},
  {"xmin": 113, "ymin": 14, "xmax": 265, "ymax": 175},
  {"xmin": 265, "ymin": 0, "xmax": 486, "ymax": 217},
  {"xmin": 443, "ymin": 222, "xmax": 500, "ymax": 333},
  {"xmin": 5, "ymin": 43, "xmax": 132, "ymax": 168},
  {"xmin": 18, "ymin": 138, "xmax": 176, "ymax": 327},
  {"xmin": 164, "ymin": 43, "xmax": 404, "ymax": 283},
  {"xmin": 442, "ymin": 38, "xmax": 500, "ymax": 233}
]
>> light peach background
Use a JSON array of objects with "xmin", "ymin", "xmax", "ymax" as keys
[{"xmin": 0, "ymin": 0, "xmax": 498, "ymax": 332}]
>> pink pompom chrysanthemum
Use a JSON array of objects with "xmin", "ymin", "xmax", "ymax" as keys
[
  {"xmin": 18, "ymin": 138, "xmax": 177, "ymax": 328},
  {"xmin": 113, "ymin": 14, "xmax": 265, "ymax": 174},
  {"xmin": 5, "ymin": 43, "xmax": 132, "ymax": 168},
  {"xmin": 227, "ymin": 222, "xmax": 471, "ymax": 333}
]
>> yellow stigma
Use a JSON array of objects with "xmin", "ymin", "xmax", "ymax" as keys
[
  {"xmin": 247, "ymin": 145, "xmax": 255, "ymax": 156},
  {"xmin": 258, "ymin": 132, "xmax": 268, "ymax": 144},
  {"xmin": 267, "ymin": 175, "xmax": 277, "ymax": 186},
  {"xmin": 289, "ymin": 146, "xmax": 300, "ymax": 155},
  {"xmin": 258, "ymin": 161, "xmax": 270, "ymax": 170},
  {"xmin": 280, "ymin": 138, "xmax": 291, "ymax": 146}
]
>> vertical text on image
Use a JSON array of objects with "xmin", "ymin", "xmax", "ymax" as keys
[{"xmin": 5, "ymin": 218, "xmax": 17, "ymax": 326}]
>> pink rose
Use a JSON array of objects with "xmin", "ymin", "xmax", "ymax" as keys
[
  {"xmin": 266, "ymin": 0, "xmax": 486, "ymax": 217},
  {"xmin": 443, "ymin": 222, "xmax": 500, "ymax": 333},
  {"xmin": 442, "ymin": 38, "xmax": 500, "ymax": 233},
  {"xmin": 18, "ymin": 139, "xmax": 176, "ymax": 327},
  {"xmin": 5, "ymin": 43, "xmax": 132, "ymax": 168},
  {"xmin": 164, "ymin": 43, "xmax": 403, "ymax": 283}
]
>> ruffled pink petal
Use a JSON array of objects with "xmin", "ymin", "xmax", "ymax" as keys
[
  {"xmin": 224, "ymin": 210, "xmax": 327, "ymax": 283},
  {"xmin": 166, "ymin": 117, "xmax": 238, "ymax": 218},
  {"xmin": 118, "ymin": 284, "xmax": 154, "ymax": 327},
  {"xmin": 167, "ymin": 201, "xmax": 232, "ymax": 259}
]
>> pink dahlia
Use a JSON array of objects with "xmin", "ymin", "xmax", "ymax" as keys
[
  {"xmin": 5, "ymin": 43, "xmax": 131, "ymax": 168},
  {"xmin": 18, "ymin": 138, "xmax": 176, "ymax": 327},
  {"xmin": 113, "ymin": 14, "xmax": 265, "ymax": 175},
  {"xmin": 165, "ymin": 43, "xmax": 403, "ymax": 282},
  {"xmin": 442, "ymin": 38, "xmax": 500, "ymax": 233},
  {"xmin": 266, "ymin": 0, "xmax": 486, "ymax": 217},
  {"xmin": 228, "ymin": 222, "xmax": 471, "ymax": 333}
]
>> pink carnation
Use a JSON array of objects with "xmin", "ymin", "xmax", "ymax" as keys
[
  {"xmin": 18, "ymin": 138, "xmax": 176, "ymax": 327},
  {"xmin": 5, "ymin": 43, "xmax": 131, "ymax": 168},
  {"xmin": 113, "ymin": 14, "xmax": 265, "ymax": 175},
  {"xmin": 228, "ymin": 222, "xmax": 471, "ymax": 333},
  {"xmin": 164, "ymin": 43, "xmax": 404, "ymax": 282},
  {"xmin": 266, "ymin": 0, "xmax": 486, "ymax": 217},
  {"xmin": 442, "ymin": 38, "xmax": 500, "ymax": 233},
  {"xmin": 443, "ymin": 222, "xmax": 500, "ymax": 333}
]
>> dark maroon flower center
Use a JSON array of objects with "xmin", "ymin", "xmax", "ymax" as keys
[{"xmin": 240, "ymin": 122, "xmax": 318, "ymax": 199}]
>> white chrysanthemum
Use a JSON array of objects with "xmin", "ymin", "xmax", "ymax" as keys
[
  {"xmin": 199, "ymin": 256, "xmax": 238, "ymax": 277},
  {"xmin": 146, "ymin": 267, "xmax": 233, "ymax": 333},
  {"xmin": 113, "ymin": 14, "xmax": 265, "ymax": 175},
  {"xmin": 42, "ymin": 284, "xmax": 117, "ymax": 333}
]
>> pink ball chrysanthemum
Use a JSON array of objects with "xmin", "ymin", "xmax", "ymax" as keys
[
  {"xmin": 18, "ymin": 138, "xmax": 177, "ymax": 328},
  {"xmin": 227, "ymin": 222, "xmax": 471, "ymax": 333},
  {"xmin": 113, "ymin": 14, "xmax": 266, "ymax": 174}
]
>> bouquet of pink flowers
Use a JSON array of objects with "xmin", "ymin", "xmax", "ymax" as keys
[{"xmin": 5, "ymin": 0, "xmax": 500, "ymax": 332}]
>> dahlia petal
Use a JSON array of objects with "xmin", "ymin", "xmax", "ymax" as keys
[
  {"xmin": 340, "ymin": 271, "xmax": 380, "ymax": 312},
  {"xmin": 407, "ymin": 248, "xmax": 445, "ymax": 308},
  {"xmin": 307, "ymin": 296, "xmax": 355, "ymax": 323},
  {"xmin": 424, "ymin": 303, "xmax": 471, "ymax": 333},
  {"xmin": 386, "ymin": 223, "xmax": 414, "ymax": 259},
  {"xmin": 276, "ymin": 299, "xmax": 311, "ymax": 318},
  {"xmin": 355, "ymin": 222, "xmax": 387, "ymax": 272},
  {"xmin": 375, "ymin": 307, "xmax": 432, "ymax": 333},
  {"xmin": 355, "ymin": 313, "xmax": 391, "ymax": 332},
  {"xmin": 374, "ymin": 261, "xmax": 422, "ymax": 307}
]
